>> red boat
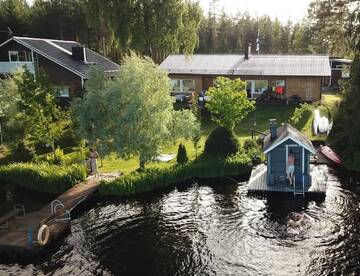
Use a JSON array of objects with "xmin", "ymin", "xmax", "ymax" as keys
[{"xmin": 319, "ymin": 145, "xmax": 342, "ymax": 165}]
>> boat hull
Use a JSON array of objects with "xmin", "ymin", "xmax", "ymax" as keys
[{"xmin": 319, "ymin": 145, "xmax": 342, "ymax": 165}]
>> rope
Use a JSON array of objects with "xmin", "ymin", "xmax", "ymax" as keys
[{"xmin": 325, "ymin": 130, "xmax": 350, "ymax": 147}]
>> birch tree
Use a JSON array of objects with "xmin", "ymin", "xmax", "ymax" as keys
[{"xmin": 74, "ymin": 54, "xmax": 200, "ymax": 169}]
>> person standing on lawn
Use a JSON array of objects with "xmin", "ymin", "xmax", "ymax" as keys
[{"xmin": 89, "ymin": 148, "xmax": 99, "ymax": 177}]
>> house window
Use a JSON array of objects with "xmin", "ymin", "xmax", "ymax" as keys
[
  {"xmin": 255, "ymin": 80, "xmax": 268, "ymax": 93},
  {"xmin": 246, "ymin": 80, "xmax": 268, "ymax": 99},
  {"xmin": 170, "ymin": 79, "xmax": 195, "ymax": 93},
  {"xmin": 171, "ymin": 79, "xmax": 181, "ymax": 92},
  {"xmin": 8, "ymin": 51, "xmax": 32, "ymax": 62},
  {"xmin": 275, "ymin": 80, "xmax": 285, "ymax": 95},
  {"xmin": 56, "ymin": 86, "xmax": 70, "ymax": 97},
  {"xmin": 9, "ymin": 51, "xmax": 19, "ymax": 62}
]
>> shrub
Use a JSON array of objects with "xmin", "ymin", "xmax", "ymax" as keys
[
  {"xmin": 46, "ymin": 147, "xmax": 65, "ymax": 165},
  {"xmin": 177, "ymin": 143, "xmax": 188, "ymax": 164},
  {"xmin": 13, "ymin": 142, "xmax": 34, "ymax": 162},
  {"xmin": 99, "ymin": 154, "xmax": 252, "ymax": 197},
  {"xmin": 0, "ymin": 162, "xmax": 87, "ymax": 195},
  {"xmin": 243, "ymin": 139, "xmax": 259, "ymax": 152},
  {"xmin": 204, "ymin": 126, "xmax": 239, "ymax": 157},
  {"xmin": 55, "ymin": 128, "xmax": 81, "ymax": 149}
]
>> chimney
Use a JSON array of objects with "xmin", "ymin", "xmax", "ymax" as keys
[
  {"xmin": 269, "ymin": 119, "xmax": 277, "ymax": 139},
  {"xmin": 72, "ymin": 46, "xmax": 87, "ymax": 63},
  {"xmin": 245, "ymin": 43, "xmax": 252, "ymax": 60}
]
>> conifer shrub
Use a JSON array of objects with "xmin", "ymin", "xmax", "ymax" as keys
[
  {"xmin": 13, "ymin": 142, "xmax": 34, "ymax": 162},
  {"xmin": 176, "ymin": 143, "xmax": 188, "ymax": 164},
  {"xmin": 204, "ymin": 126, "xmax": 239, "ymax": 157}
]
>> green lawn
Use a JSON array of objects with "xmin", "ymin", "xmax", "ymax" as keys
[
  {"xmin": 98, "ymin": 103, "xmax": 297, "ymax": 173},
  {"xmin": 99, "ymin": 93, "xmax": 343, "ymax": 173},
  {"xmin": 0, "ymin": 92, "xmax": 343, "ymax": 174}
]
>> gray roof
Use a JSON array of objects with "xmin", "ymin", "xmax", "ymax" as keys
[
  {"xmin": 263, "ymin": 123, "xmax": 316, "ymax": 154},
  {"xmin": 160, "ymin": 54, "xmax": 331, "ymax": 77},
  {"xmin": 330, "ymin": 58, "xmax": 352, "ymax": 64},
  {"xmin": 1, "ymin": 36, "xmax": 120, "ymax": 78}
]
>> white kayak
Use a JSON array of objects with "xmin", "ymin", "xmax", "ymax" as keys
[
  {"xmin": 153, "ymin": 154, "xmax": 176, "ymax": 162},
  {"xmin": 313, "ymin": 109, "xmax": 320, "ymax": 135},
  {"xmin": 313, "ymin": 109, "xmax": 330, "ymax": 135}
]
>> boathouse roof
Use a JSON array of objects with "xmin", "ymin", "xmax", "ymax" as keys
[{"xmin": 263, "ymin": 123, "xmax": 316, "ymax": 154}]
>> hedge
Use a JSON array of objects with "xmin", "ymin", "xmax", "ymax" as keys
[
  {"xmin": 0, "ymin": 162, "xmax": 87, "ymax": 195},
  {"xmin": 99, "ymin": 154, "xmax": 252, "ymax": 197}
]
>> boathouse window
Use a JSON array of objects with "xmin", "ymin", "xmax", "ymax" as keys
[{"xmin": 170, "ymin": 79, "xmax": 195, "ymax": 93}]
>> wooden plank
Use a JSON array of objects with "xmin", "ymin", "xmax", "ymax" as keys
[
  {"xmin": 248, "ymin": 164, "xmax": 326, "ymax": 195},
  {"xmin": 0, "ymin": 177, "xmax": 101, "ymax": 251}
]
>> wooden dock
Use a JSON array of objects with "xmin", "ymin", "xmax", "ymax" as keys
[
  {"xmin": 247, "ymin": 164, "xmax": 327, "ymax": 196},
  {"xmin": 0, "ymin": 177, "xmax": 102, "ymax": 257}
]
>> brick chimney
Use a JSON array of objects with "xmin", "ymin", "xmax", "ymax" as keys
[
  {"xmin": 269, "ymin": 119, "xmax": 277, "ymax": 139},
  {"xmin": 245, "ymin": 43, "xmax": 252, "ymax": 60}
]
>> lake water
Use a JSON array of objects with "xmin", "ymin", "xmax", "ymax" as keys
[{"xmin": 1, "ymin": 165, "xmax": 360, "ymax": 275}]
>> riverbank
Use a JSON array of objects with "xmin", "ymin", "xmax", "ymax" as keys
[
  {"xmin": 0, "ymin": 163, "xmax": 87, "ymax": 195},
  {"xmin": 99, "ymin": 155, "xmax": 253, "ymax": 197}
]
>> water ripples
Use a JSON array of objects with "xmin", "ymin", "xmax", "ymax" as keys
[{"xmin": 1, "ymin": 165, "xmax": 360, "ymax": 275}]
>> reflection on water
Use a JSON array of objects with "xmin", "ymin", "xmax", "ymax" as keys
[{"xmin": 1, "ymin": 165, "xmax": 360, "ymax": 275}]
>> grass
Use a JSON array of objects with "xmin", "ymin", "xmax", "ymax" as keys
[
  {"xmin": 98, "ymin": 104, "xmax": 297, "ymax": 173},
  {"xmin": 0, "ymin": 93, "xmax": 343, "ymax": 174},
  {"xmin": 0, "ymin": 163, "xmax": 87, "ymax": 195},
  {"xmin": 297, "ymin": 92, "xmax": 343, "ymax": 140},
  {"xmin": 99, "ymin": 154, "xmax": 253, "ymax": 197}
]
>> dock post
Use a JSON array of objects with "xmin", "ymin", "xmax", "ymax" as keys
[{"xmin": 27, "ymin": 226, "xmax": 33, "ymax": 250}]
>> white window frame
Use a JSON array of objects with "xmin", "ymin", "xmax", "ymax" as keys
[
  {"xmin": 246, "ymin": 80, "xmax": 268, "ymax": 99},
  {"xmin": 8, "ymin": 50, "xmax": 33, "ymax": 62},
  {"xmin": 170, "ymin": 79, "xmax": 195, "ymax": 93},
  {"xmin": 8, "ymin": 51, "xmax": 19, "ymax": 62},
  {"xmin": 56, "ymin": 86, "xmax": 70, "ymax": 98}
]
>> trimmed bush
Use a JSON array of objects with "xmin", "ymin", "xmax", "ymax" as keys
[
  {"xmin": 243, "ymin": 139, "xmax": 259, "ymax": 152},
  {"xmin": 46, "ymin": 148, "xmax": 66, "ymax": 165},
  {"xmin": 99, "ymin": 154, "xmax": 252, "ymax": 197},
  {"xmin": 0, "ymin": 162, "xmax": 87, "ymax": 195},
  {"xmin": 176, "ymin": 143, "xmax": 188, "ymax": 164},
  {"xmin": 204, "ymin": 126, "xmax": 239, "ymax": 157}
]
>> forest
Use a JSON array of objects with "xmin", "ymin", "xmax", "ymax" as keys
[{"xmin": 0, "ymin": 0, "xmax": 355, "ymax": 64}]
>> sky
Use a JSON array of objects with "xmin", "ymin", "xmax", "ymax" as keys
[{"xmin": 199, "ymin": 0, "xmax": 312, "ymax": 23}]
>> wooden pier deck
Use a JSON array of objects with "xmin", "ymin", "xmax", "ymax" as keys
[
  {"xmin": 247, "ymin": 164, "xmax": 327, "ymax": 196},
  {"xmin": 0, "ymin": 176, "xmax": 102, "ymax": 256}
]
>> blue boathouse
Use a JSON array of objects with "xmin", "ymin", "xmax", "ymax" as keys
[{"xmin": 248, "ymin": 119, "xmax": 326, "ymax": 196}]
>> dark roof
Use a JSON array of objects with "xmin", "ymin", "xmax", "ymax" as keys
[
  {"xmin": 0, "ymin": 36, "xmax": 120, "ymax": 78},
  {"xmin": 263, "ymin": 123, "xmax": 315, "ymax": 154},
  {"xmin": 160, "ymin": 54, "xmax": 331, "ymax": 76}
]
